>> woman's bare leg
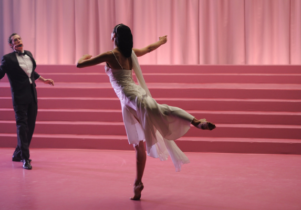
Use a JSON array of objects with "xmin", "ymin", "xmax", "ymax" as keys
[
  {"xmin": 131, "ymin": 141, "xmax": 146, "ymax": 200},
  {"xmin": 134, "ymin": 141, "xmax": 146, "ymax": 185}
]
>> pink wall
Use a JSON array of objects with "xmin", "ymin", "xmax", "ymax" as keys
[{"xmin": 0, "ymin": 0, "xmax": 300, "ymax": 65}]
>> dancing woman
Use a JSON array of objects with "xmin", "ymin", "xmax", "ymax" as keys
[{"xmin": 77, "ymin": 24, "xmax": 216, "ymax": 200}]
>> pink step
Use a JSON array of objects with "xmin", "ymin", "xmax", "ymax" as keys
[
  {"xmin": 0, "ymin": 133, "xmax": 132, "ymax": 150},
  {"xmin": 2, "ymin": 97, "xmax": 301, "ymax": 112},
  {"xmin": 1, "ymin": 133, "xmax": 300, "ymax": 154},
  {"xmin": 5, "ymin": 72, "xmax": 298, "ymax": 84},
  {"xmin": 0, "ymin": 108, "xmax": 123, "ymax": 122},
  {"xmin": 1, "ymin": 84, "xmax": 300, "ymax": 99},
  {"xmin": 34, "ymin": 65, "xmax": 301, "ymax": 74},
  {"xmin": 138, "ymin": 65, "xmax": 301, "ymax": 74},
  {"xmin": 1, "ymin": 121, "xmax": 300, "ymax": 139},
  {"xmin": 1, "ymin": 108, "xmax": 300, "ymax": 125},
  {"xmin": 0, "ymin": 97, "xmax": 300, "ymax": 112},
  {"xmin": 1, "ymin": 65, "xmax": 300, "ymax": 154}
]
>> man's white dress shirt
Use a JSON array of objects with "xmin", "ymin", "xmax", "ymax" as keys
[{"xmin": 15, "ymin": 51, "xmax": 34, "ymax": 84}]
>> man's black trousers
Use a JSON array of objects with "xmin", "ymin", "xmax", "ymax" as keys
[{"xmin": 12, "ymin": 86, "xmax": 37, "ymax": 160}]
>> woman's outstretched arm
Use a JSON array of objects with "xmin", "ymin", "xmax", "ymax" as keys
[
  {"xmin": 77, "ymin": 51, "xmax": 111, "ymax": 68},
  {"xmin": 133, "ymin": 36, "xmax": 167, "ymax": 57}
]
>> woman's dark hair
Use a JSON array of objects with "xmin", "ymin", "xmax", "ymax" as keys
[{"xmin": 113, "ymin": 24, "xmax": 133, "ymax": 58}]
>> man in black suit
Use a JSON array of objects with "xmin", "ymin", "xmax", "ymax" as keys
[{"xmin": 0, "ymin": 33, "xmax": 54, "ymax": 170}]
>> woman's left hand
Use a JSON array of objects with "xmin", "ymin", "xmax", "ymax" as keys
[{"xmin": 159, "ymin": 35, "xmax": 167, "ymax": 44}]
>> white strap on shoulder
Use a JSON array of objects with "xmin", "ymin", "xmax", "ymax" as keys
[{"xmin": 111, "ymin": 50, "xmax": 123, "ymax": 69}]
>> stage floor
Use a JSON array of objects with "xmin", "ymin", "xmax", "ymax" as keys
[{"xmin": 0, "ymin": 148, "xmax": 300, "ymax": 210}]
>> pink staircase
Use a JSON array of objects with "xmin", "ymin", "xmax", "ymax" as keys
[{"xmin": 0, "ymin": 65, "xmax": 300, "ymax": 154}]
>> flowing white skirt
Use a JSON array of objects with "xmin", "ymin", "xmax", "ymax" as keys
[
  {"xmin": 122, "ymin": 86, "xmax": 194, "ymax": 171},
  {"xmin": 106, "ymin": 66, "xmax": 194, "ymax": 171}
]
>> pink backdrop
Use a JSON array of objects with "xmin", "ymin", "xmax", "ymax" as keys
[{"xmin": 0, "ymin": 0, "xmax": 300, "ymax": 65}]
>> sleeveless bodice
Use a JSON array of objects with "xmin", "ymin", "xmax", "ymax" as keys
[{"xmin": 105, "ymin": 65, "xmax": 146, "ymax": 110}]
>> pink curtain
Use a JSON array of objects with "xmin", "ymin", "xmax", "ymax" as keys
[{"xmin": 0, "ymin": 0, "xmax": 300, "ymax": 65}]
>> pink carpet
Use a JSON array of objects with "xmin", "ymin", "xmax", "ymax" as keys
[{"xmin": 0, "ymin": 148, "xmax": 300, "ymax": 210}]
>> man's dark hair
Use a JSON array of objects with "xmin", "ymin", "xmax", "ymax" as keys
[{"xmin": 8, "ymin": 33, "xmax": 18, "ymax": 45}]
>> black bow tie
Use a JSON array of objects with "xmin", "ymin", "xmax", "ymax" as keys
[{"xmin": 16, "ymin": 51, "xmax": 26, "ymax": 56}]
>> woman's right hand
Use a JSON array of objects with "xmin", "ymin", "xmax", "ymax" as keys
[
  {"xmin": 77, "ymin": 54, "xmax": 93, "ymax": 68},
  {"xmin": 159, "ymin": 35, "xmax": 167, "ymax": 44},
  {"xmin": 81, "ymin": 54, "xmax": 93, "ymax": 60}
]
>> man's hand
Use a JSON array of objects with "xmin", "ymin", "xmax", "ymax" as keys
[
  {"xmin": 43, "ymin": 79, "xmax": 54, "ymax": 86},
  {"xmin": 39, "ymin": 76, "xmax": 54, "ymax": 86}
]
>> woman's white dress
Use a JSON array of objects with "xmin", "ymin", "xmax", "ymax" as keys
[{"xmin": 105, "ymin": 50, "xmax": 194, "ymax": 171}]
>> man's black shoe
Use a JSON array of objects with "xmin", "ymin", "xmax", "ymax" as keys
[
  {"xmin": 22, "ymin": 159, "xmax": 32, "ymax": 170},
  {"xmin": 13, "ymin": 156, "xmax": 31, "ymax": 163}
]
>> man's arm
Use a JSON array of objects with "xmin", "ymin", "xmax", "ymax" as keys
[
  {"xmin": 133, "ymin": 36, "xmax": 167, "ymax": 57},
  {"xmin": 0, "ymin": 66, "xmax": 5, "ymax": 80},
  {"xmin": 33, "ymin": 65, "xmax": 54, "ymax": 86},
  {"xmin": 37, "ymin": 75, "xmax": 54, "ymax": 86},
  {"xmin": 0, "ymin": 56, "xmax": 8, "ymax": 80},
  {"xmin": 34, "ymin": 72, "xmax": 40, "ymax": 80},
  {"xmin": 33, "ymin": 71, "xmax": 54, "ymax": 86},
  {"xmin": 28, "ymin": 51, "xmax": 54, "ymax": 86}
]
